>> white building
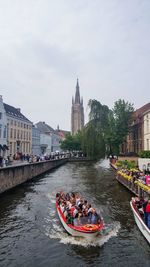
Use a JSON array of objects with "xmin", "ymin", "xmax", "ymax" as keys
[
  {"xmin": 32, "ymin": 125, "xmax": 41, "ymax": 155},
  {"xmin": 0, "ymin": 96, "xmax": 8, "ymax": 157},
  {"xmin": 35, "ymin": 121, "xmax": 61, "ymax": 153},
  {"xmin": 40, "ymin": 133, "xmax": 52, "ymax": 155},
  {"xmin": 143, "ymin": 110, "xmax": 150, "ymax": 150}
]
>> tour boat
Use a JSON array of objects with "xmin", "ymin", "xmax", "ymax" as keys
[
  {"xmin": 130, "ymin": 199, "xmax": 150, "ymax": 244},
  {"xmin": 56, "ymin": 199, "xmax": 104, "ymax": 239}
]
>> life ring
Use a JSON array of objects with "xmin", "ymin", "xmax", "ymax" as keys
[{"xmin": 83, "ymin": 224, "xmax": 98, "ymax": 231}]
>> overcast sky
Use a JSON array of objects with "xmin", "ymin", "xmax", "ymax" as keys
[{"xmin": 0, "ymin": 0, "xmax": 150, "ymax": 130}]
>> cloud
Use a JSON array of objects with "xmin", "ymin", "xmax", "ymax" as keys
[{"xmin": 0, "ymin": 0, "xmax": 150, "ymax": 129}]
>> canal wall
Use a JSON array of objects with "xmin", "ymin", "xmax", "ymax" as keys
[
  {"xmin": 68, "ymin": 157, "xmax": 92, "ymax": 162},
  {"xmin": 0, "ymin": 159, "xmax": 67, "ymax": 194}
]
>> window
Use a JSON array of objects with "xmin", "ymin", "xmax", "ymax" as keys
[
  {"xmin": 0, "ymin": 124, "xmax": 1, "ymax": 138},
  {"xmin": 14, "ymin": 129, "xmax": 16, "ymax": 139},
  {"xmin": 9, "ymin": 142, "xmax": 12, "ymax": 154},
  {"xmin": 10, "ymin": 128, "xmax": 13, "ymax": 138},
  {"xmin": 11, "ymin": 120, "xmax": 13, "ymax": 125},
  {"xmin": 147, "ymin": 118, "xmax": 149, "ymax": 133},
  {"xmin": 147, "ymin": 139, "xmax": 149, "ymax": 150},
  {"xmin": 14, "ymin": 142, "xmax": 16, "ymax": 153},
  {"xmin": 0, "ymin": 112, "xmax": 2, "ymax": 119},
  {"xmin": 3, "ymin": 126, "xmax": 6, "ymax": 138},
  {"xmin": 17, "ymin": 130, "xmax": 20, "ymax": 139}
]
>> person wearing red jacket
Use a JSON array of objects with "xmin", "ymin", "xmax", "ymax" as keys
[{"xmin": 145, "ymin": 200, "xmax": 150, "ymax": 228}]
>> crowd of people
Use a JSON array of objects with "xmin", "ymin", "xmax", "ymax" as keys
[
  {"xmin": 120, "ymin": 168, "xmax": 150, "ymax": 186},
  {"xmin": 56, "ymin": 192, "xmax": 101, "ymax": 226},
  {"xmin": 133, "ymin": 197, "xmax": 150, "ymax": 228},
  {"xmin": 0, "ymin": 152, "xmax": 69, "ymax": 168}
]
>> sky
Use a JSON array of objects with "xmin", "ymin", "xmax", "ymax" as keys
[{"xmin": 0, "ymin": 0, "xmax": 150, "ymax": 131}]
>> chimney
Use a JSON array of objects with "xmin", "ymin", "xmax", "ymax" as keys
[{"xmin": 17, "ymin": 108, "xmax": 21, "ymax": 112}]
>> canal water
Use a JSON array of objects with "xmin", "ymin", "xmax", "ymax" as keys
[{"xmin": 0, "ymin": 159, "xmax": 150, "ymax": 267}]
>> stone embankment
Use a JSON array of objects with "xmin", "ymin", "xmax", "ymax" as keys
[
  {"xmin": 68, "ymin": 157, "xmax": 92, "ymax": 162},
  {"xmin": 0, "ymin": 158, "xmax": 67, "ymax": 194}
]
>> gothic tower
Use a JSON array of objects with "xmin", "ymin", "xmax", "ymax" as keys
[{"xmin": 71, "ymin": 79, "xmax": 84, "ymax": 134}]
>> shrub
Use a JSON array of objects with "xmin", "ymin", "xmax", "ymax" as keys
[
  {"xmin": 139, "ymin": 150, "xmax": 150, "ymax": 158},
  {"xmin": 116, "ymin": 159, "xmax": 136, "ymax": 169}
]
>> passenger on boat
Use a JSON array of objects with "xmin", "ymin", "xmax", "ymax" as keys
[
  {"xmin": 76, "ymin": 194, "xmax": 81, "ymax": 206},
  {"xmin": 78, "ymin": 199, "xmax": 84, "ymax": 210},
  {"xmin": 82, "ymin": 200, "xmax": 88, "ymax": 210},
  {"xmin": 60, "ymin": 202, "xmax": 66, "ymax": 213},
  {"xmin": 66, "ymin": 210, "xmax": 74, "ymax": 225},
  {"xmin": 143, "ymin": 199, "xmax": 148, "ymax": 225},
  {"xmin": 77, "ymin": 210, "xmax": 83, "ymax": 225},
  {"xmin": 73, "ymin": 206, "xmax": 79, "ymax": 218},
  {"xmin": 145, "ymin": 200, "xmax": 150, "ymax": 228},
  {"xmin": 87, "ymin": 204, "xmax": 93, "ymax": 215},
  {"xmin": 65, "ymin": 193, "xmax": 70, "ymax": 201},
  {"xmin": 88, "ymin": 208, "xmax": 101, "ymax": 224}
]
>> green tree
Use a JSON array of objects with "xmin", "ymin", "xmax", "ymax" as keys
[
  {"xmin": 107, "ymin": 99, "xmax": 134, "ymax": 155},
  {"xmin": 60, "ymin": 132, "xmax": 82, "ymax": 151},
  {"xmin": 81, "ymin": 99, "xmax": 110, "ymax": 159}
]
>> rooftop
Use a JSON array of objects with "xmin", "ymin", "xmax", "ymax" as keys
[{"xmin": 4, "ymin": 103, "xmax": 32, "ymax": 123}]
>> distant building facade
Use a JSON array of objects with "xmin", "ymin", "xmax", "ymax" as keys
[
  {"xmin": 0, "ymin": 96, "xmax": 8, "ymax": 157},
  {"xmin": 143, "ymin": 109, "xmax": 150, "ymax": 150},
  {"xmin": 40, "ymin": 133, "xmax": 52, "ymax": 155},
  {"xmin": 71, "ymin": 79, "xmax": 84, "ymax": 134},
  {"xmin": 4, "ymin": 103, "xmax": 32, "ymax": 156},
  {"xmin": 121, "ymin": 103, "xmax": 150, "ymax": 154},
  {"xmin": 32, "ymin": 125, "xmax": 41, "ymax": 155},
  {"xmin": 55, "ymin": 125, "xmax": 70, "ymax": 141},
  {"xmin": 35, "ymin": 121, "xmax": 61, "ymax": 153}
]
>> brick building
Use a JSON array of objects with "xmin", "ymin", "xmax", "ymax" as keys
[{"xmin": 122, "ymin": 103, "xmax": 150, "ymax": 154}]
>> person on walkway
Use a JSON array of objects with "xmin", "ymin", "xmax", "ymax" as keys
[{"xmin": 0, "ymin": 156, "xmax": 3, "ymax": 167}]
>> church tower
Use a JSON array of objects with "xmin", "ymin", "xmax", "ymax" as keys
[{"xmin": 71, "ymin": 79, "xmax": 84, "ymax": 134}]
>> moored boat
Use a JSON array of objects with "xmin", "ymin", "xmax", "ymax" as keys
[
  {"xmin": 130, "ymin": 198, "xmax": 150, "ymax": 244},
  {"xmin": 56, "ymin": 193, "xmax": 104, "ymax": 239}
]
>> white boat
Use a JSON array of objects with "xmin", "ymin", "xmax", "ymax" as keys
[
  {"xmin": 56, "ymin": 201, "xmax": 104, "ymax": 240},
  {"xmin": 130, "ymin": 199, "xmax": 150, "ymax": 244}
]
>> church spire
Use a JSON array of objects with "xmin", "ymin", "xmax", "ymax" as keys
[
  {"xmin": 75, "ymin": 78, "xmax": 80, "ymax": 104},
  {"xmin": 71, "ymin": 79, "xmax": 84, "ymax": 134}
]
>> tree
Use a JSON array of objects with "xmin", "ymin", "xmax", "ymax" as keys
[
  {"xmin": 81, "ymin": 99, "xmax": 110, "ymax": 159},
  {"xmin": 107, "ymin": 99, "xmax": 134, "ymax": 155},
  {"xmin": 60, "ymin": 132, "xmax": 82, "ymax": 151}
]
